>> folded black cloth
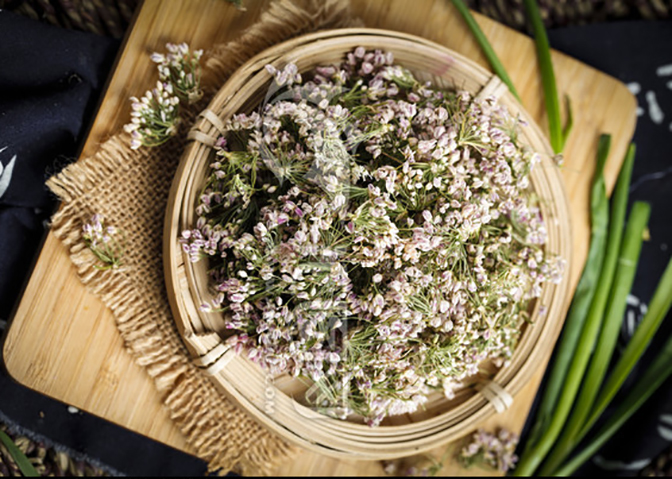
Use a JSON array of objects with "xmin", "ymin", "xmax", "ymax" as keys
[
  {"xmin": 0, "ymin": 10, "xmax": 118, "ymax": 321},
  {"xmin": 0, "ymin": 10, "xmax": 207, "ymax": 476}
]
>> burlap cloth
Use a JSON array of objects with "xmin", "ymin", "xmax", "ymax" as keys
[{"xmin": 46, "ymin": 0, "xmax": 361, "ymax": 474}]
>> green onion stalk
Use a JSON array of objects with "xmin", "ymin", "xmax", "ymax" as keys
[
  {"xmin": 540, "ymin": 200, "xmax": 651, "ymax": 474},
  {"xmin": 449, "ymin": 0, "xmax": 521, "ymax": 102},
  {"xmin": 555, "ymin": 328, "xmax": 672, "ymax": 476},
  {"xmin": 520, "ymin": 134, "xmax": 611, "ymax": 456},
  {"xmin": 514, "ymin": 143, "xmax": 636, "ymax": 476}
]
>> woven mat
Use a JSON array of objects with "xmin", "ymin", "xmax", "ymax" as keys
[{"xmin": 45, "ymin": 0, "xmax": 360, "ymax": 474}]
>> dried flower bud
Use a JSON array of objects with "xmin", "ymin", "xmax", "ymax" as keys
[
  {"xmin": 82, "ymin": 214, "xmax": 124, "ymax": 270},
  {"xmin": 180, "ymin": 47, "xmax": 564, "ymax": 425}
]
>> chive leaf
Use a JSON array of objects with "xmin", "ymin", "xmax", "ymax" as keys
[
  {"xmin": 520, "ymin": 134, "xmax": 611, "ymax": 456},
  {"xmin": 582, "ymin": 253, "xmax": 672, "ymax": 436},
  {"xmin": 523, "ymin": 0, "xmax": 563, "ymax": 153},
  {"xmin": 0, "ymin": 429, "xmax": 40, "ymax": 477},
  {"xmin": 450, "ymin": 0, "xmax": 521, "ymax": 102},
  {"xmin": 561, "ymin": 94, "xmax": 573, "ymax": 151},
  {"xmin": 554, "ymin": 327, "xmax": 672, "ymax": 476},
  {"xmin": 514, "ymin": 141, "xmax": 636, "ymax": 476},
  {"xmin": 539, "ymin": 200, "xmax": 651, "ymax": 475}
]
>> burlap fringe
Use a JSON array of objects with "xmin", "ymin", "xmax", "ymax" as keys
[
  {"xmin": 46, "ymin": 0, "xmax": 361, "ymax": 474},
  {"xmin": 49, "ymin": 132, "xmax": 297, "ymax": 476},
  {"xmin": 206, "ymin": 0, "xmax": 363, "ymax": 84}
]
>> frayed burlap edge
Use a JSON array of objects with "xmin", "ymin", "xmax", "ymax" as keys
[
  {"xmin": 206, "ymin": 0, "xmax": 363, "ymax": 83},
  {"xmin": 46, "ymin": 0, "xmax": 360, "ymax": 475}
]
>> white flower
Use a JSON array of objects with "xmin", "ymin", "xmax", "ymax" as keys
[{"xmin": 182, "ymin": 47, "xmax": 562, "ymax": 426}]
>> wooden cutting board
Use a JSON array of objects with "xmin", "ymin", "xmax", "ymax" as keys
[{"xmin": 3, "ymin": 0, "xmax": 636, "ymax": 475}]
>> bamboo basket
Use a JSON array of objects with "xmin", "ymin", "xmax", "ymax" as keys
[{"xmin": 164, "ymin": 28, "xmax": 572, "ymax": 460}]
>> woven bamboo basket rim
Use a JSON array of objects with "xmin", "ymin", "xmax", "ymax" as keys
[{"xmin": 164, "ymin": 27, "xmax": 572, "ymax": 459}]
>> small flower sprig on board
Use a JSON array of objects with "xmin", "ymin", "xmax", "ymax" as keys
[
  {"xmin": 458, "ymin": 428, "xmax": 519, "ymax": 473},
  {"xmin": 125, "ymin": 42, "xmax": 203, "ymax": 150},
  {"xmin": 381, "ymin": 427, "xmax": 518, "ymax": 476},
  {"xmin": 382, "ymin": 454, "xmax": 447, "ymax": 477},
  {"xmin": 151, "ymin": 43, "xmax": 204, "ymax": 104},
  {"xmin": 124, "ymin": 81, "xmax": 180, "ymax": 150},
  {"xmin": 82, "ymin": 214, "xmax": 125, "ymax": 270}
]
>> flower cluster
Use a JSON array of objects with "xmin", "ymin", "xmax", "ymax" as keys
[
  {"xmin": 125, "ymin": 42, "xmax": 203, "ymax": 150},
  {"xmin": 151, "ymin": 42, "xmax": 204, "ymax": 104},
  {"xmin": 124, "ymin": 81, "xmax": 180, "ymax": 149},
  {"xmin": 382, "ymin": 455, "xmax": 445, "ymax": 477},
  {"xmin": 82, "ymin": 214, "xmax": 124, "ymax": 270},
  {"xmin": 458, "ymin": 428, "xmax": 519, "ymax": 473},
  {"xmin": 180, "ymin": 48, "xmax": 564, "ymax": 425},
  {"xmin": 381, "ymin": 426, "xmax": 517, "ymax": 476}
]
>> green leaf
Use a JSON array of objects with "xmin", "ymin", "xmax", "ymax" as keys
[
  {"xmin": 539, "ymin": 200, "xmax": 651, "ymax": 474},
  {"xmin": 514, "ymin": 142, "xmax": 636, "ymax": 476},
  {"xmin": 554, "ymin": 328, "xmax": 672, "ymax": 476},
  {"xmin": 582, "ymin": 252, "xmax": 672, "ymax": 435},
  {"xmin": 0, "ymin": 430, "xmax": 39, "ymax": 477},
  {"xmin": 523, "ymin": 0, "xmax": 563, "ymax": 153},
  {"xmin": 560, "ymin": 95, "xmax": 573, "ymax": 151},
  {"xmin": 450, "ymin": 0, "xmax": 521, "ymax": 101},
  {"xmin": 520, "ymin": 134, "xmax": 610, "ymax": 456}
]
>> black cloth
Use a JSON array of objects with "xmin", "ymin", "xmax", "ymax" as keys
[
  {"xmin": 0, "ymin": 9, "xmax": 117, "ymax": 321},
  {"xmin": 0, "ymin": 7, "xmax": 671, "ymax": 477},
  {"xmin": 0, "ymin": 10, "xmax": 207, "ymax": 476}
]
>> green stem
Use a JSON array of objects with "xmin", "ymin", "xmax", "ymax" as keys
[
  {"xmin": 539, "ymin": 200, "xmax": 651, "ymax": 475},
  {"xmin": 554, "ymin": 329, "xmax": 672, "ymax": 476},
  {"xmin": 0, "ymin": 430, "xmax": 39, "ymax": 477},
  {"xmin": 523, "ymin": 0, "xmax": 563, "ymax": 153},
  {"xmin": 514, "ymin": 142, "xmax": 636, "ymax": 476},
  {"xmin": 520, "ymin": 134, "xmax": 611, "ymax": 456},
  {"xmin": 450, "ymin": 0, "xmax": 521, "ymax": 101},
  {"xmin": 580, "ymin": 253, "xmax": 672, "ymax": 437},
  {"xmin": 561, "ymin": 94, "xmax": 573, "ymax": 151}
]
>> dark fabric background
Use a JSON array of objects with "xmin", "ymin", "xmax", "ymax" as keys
[
  {"xmin": 0, "ymin": 9, "xmax": 118, "ymax": 323},
  {"xmin": 0, "ymin": 10, "xmax": 207, "ymax": 476},
  {"xmin": 0, "ymin": 7, "xmax": 670, "ymax": 476}
]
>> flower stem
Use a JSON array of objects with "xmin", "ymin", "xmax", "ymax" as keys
[
  {"xmin": 581, "ymin": 253, "xmax": 672, "ymax": 438},
  {"xmin": 523, "ymin": 0, "xmax": 563, "ymax": 153},
  {"xmin": 519, "ymin": 134, "xmax": 610, "ymax": 458},
  {"xmin": 554, "ymin": 328, "xmax": 672, "ymax": 476},
  {"xmin": 514, "ymin": 142, "xmax": 636, "ymax": 476},
  {"xmin": 450, "ymin": 0, "xmax": 521, "ymax": 101},
  {"xmin": 539, "ymin": 200, "xmax": 651, "ymax": 475}
]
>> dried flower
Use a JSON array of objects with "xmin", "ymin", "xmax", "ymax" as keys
[
  {"xmin": 124, "ymin": 81, "xmax": 180, "ymax": 149},
  {"xmin": 125, "ymin": 42, "xmax": 204, "ymax": 150},
  {"xmin": 151, "ymin": 42, "xmax": 204, "ymax": 104},
  {"xmin": 382, "ymin": 452, "xmax": 447, "ymax": 477},
  {"xmin": 82, "ymin": 214, "xmax": 124, "ymax": 270},
  {"xmin": 181, "ymin": 47, "xmax": 564, "ymax": 425},
  {"xmin": 458, "ymin": 428, "xmax": 519, "ymax": 473}
]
